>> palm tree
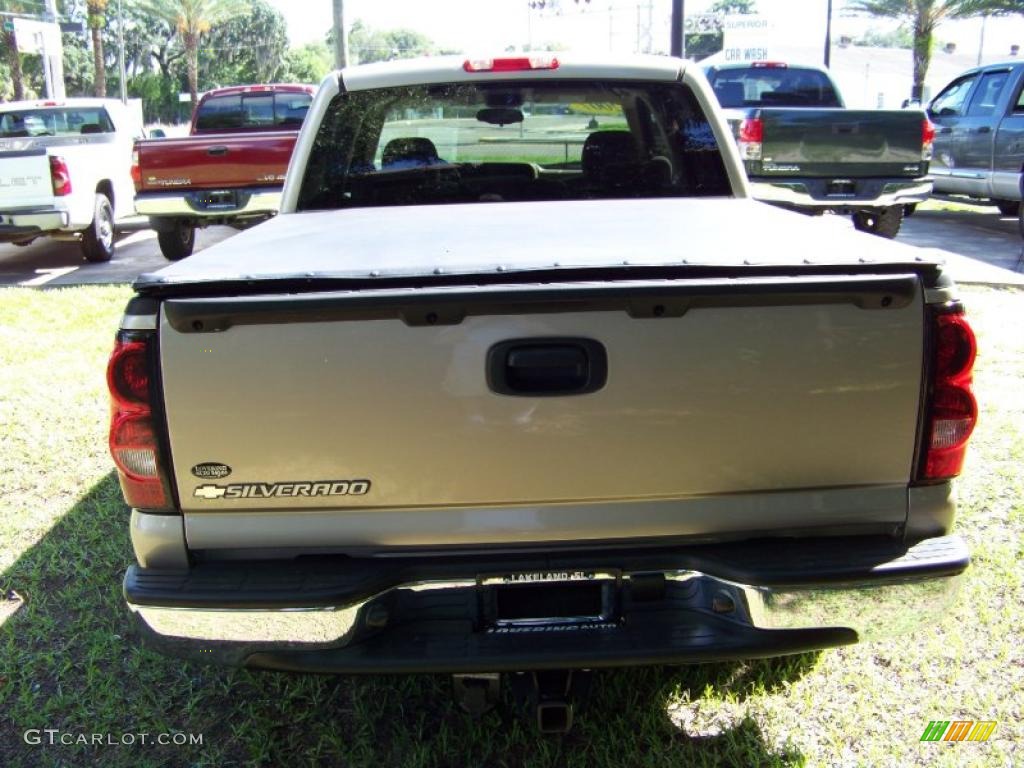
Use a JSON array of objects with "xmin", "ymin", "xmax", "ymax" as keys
[
  {"xmin": 87, "ymin": 0, "xmax": 109, "ymax": 96},
  {"xmin": 850, "ymin": 1, "xmax": 1024, "ymax": 101},
  {"xmin": 137, "ymin": 0, "xmax": 245, "ymax": 108},
  {"xmin": 2, "ymin": 1, "xmax": 30, "ymax": 101}
]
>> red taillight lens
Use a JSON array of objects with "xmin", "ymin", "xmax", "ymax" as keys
[
  {"xmin": 738, "ymin": 117, "xmax": 763, "ymax": 160},
  {"xmin": 107, "ymin": 336, "xmax": 171, "ymax": 509},
  {"xmin": 463, "ymin": 56, "xmax": 559, "ymax": 72},
  {"xmin": 49, "ymin": 155, "xmax": 72, "ymax": 196},
  {"xmin": 108, "ymin": 340, "xmax": 150, "ymax": 407},
  {"xmin": 921, "ymin": 118, "xmax": 935, "ymax": 161},
  {"xmin": 920, "ymin": 306, "xmax": 977, "ymax": 482},
  {"xmin": 130, "ymin": 149, "xmax": 141, "ymax": 190}
]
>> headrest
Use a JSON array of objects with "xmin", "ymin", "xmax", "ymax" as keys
[
  {"xmin": 381, "ymin": 137, "xmax": 441, "ymax": 168},
  {"xmin": 581, "ymin": 131, "xmax": 640, "ymax": 181},
  {"xmin": 80, "ymin": 123, "xmax": 103, "ymax": 135}
]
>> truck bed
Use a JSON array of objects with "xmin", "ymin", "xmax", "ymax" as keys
[{"xmin": 137, "ymin": 199, "xmax": 939, "ymax": 553}]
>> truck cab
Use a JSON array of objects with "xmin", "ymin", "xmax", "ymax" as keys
[{"xmin": 928, "ymin": 61, "xmax": 1024, "ymax": 217}]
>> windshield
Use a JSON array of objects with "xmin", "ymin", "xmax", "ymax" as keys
[
  {"xmin": 707, "ymin": 67, "xmax": 842, "ymax": 108},
  {"xmin": 297, "ymin": 80, "xmax": 731, "ymax": 211},
  {"xmin": 0, "ymin": 107, "xmax": 114, "ymax": 137}
]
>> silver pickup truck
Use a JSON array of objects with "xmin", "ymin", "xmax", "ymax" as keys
[{"xmin": 108, "ymin": 55, "xmax": 976, "ymax": 730}]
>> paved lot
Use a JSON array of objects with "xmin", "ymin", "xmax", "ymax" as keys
[
  {"xmin": 1, "ymin": 202, "xmax": 1022, "ymax": 288},
  {"xmin": 0, "ymin": 226, "xmax": 236, "ymax": 288}
]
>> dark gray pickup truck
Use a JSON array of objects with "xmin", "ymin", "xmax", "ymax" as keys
[
  {"xmin": 705, "ymin": 61, "xmax": 934, "ymax": 238},
  {"xmin": 928, "ymin": 61, "xmax": 1024, "ymax": 225}
]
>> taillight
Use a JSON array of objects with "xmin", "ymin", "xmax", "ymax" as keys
[
  {"xmin": 107, "ymin": 335, "xmax": 173, "ymax": 510},
  {"xmin": 919, "ymin": 306, "xmax": 977, "ymax": 482},
  {"xmin": 130, "ymin": 149, "xmax": 141, "ymax": 190},
  {"xmin": 463, "ymin": 56, "xmax": 559, "ymax": 72},
  {"xmin": 738, "ymin": 117, "xmax": 763, "ymax": 161},
  {"xmin": 49, "ymin": 155, "xmax": 72, "ymax": 196},
  {"xmin": 921, "ymin": 118, "xmax": 936, "ymax": 162}
]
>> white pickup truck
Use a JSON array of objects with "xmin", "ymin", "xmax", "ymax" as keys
[
  {"xmin": 109, "ymin": 56, "xmax": 976, "ymax": 732},
  {"xmin": 0, "ymin": 98, "xmax": 141, "ymax": 262}
]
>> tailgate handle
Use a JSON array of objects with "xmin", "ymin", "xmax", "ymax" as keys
[
  {"xmin": 487, "ymin": 338, "xmax": 607, "ymax": 397},
  {"xmin": 207, "ymin": 145, "xmax": 229, "ymax": 156}
]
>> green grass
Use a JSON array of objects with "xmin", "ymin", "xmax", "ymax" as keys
[{"xmin": 1, "ymin": 284, "xmax": 1022, "ymax": 767}]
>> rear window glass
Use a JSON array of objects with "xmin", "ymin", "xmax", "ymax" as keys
[
  {"xmin": 0, "ymin": 107, "xmax": 114, "ymax": 137},
  {"xmin": 708, "ymin": 67, "xmax": 842, "ymax": 108},
  {"xmin": 194, "ymin": 91, "xmax": 312, "ymax": 131},
  {"xmin": 297, "ymin": 80, "xmax": 732, "ymax": 211}
]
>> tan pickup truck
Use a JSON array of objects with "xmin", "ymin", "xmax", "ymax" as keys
[{"xmin": 107, "ymin": 55, "xmax": 976, "ymax": 732}]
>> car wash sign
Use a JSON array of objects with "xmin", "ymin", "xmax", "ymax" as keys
[{"xmin": 722, "ymin": 15, "xmax": 773, "ymax": 63}]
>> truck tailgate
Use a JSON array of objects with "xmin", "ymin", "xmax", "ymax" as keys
[
  {"xmin": 158, "ymin": 274, "xmax": 926, "ymax": 549},
  {"xmin": 136, "ymin": 132, "xmax": 297, "ymax": 191},
  {"xmin": 0, "ymin": 148, "xmax": 54, "ymax": 209},
  {"xmin": 754, "ymin": 109, "xmax": 924, "ymax": 177}
]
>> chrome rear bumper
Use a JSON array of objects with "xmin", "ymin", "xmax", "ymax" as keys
[
  {"xmin": 750, "ymin": 179, "xmax": 932, "ymax": 209},
  {"xmin": 126, "ymin": 535, "xmax": 967, "ymax": 672}
]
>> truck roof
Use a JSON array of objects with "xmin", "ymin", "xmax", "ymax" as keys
[
  {"xmin": 199, "ymin": 84, "xmax": 316, "ymax": 100},
  {"xmin": 0, "ymin": 97, "xmax": 131, "ymax": 111},
  {"xmin": 335, "ymin": 53, "xmax": 689, "ymax": 92}
]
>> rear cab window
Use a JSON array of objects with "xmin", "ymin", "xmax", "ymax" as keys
[
  {"xmin": 0, "ymin": 107, "xmax": 114, "ymax": 137},
  {"xmin": 706, "ymin": 65, "xmax": 842, "ymax": 108},
  {"xmin": 194, "ymin": 91, "xmax": 313, "ymax": 132},
  {"xmin": 297, "ymin": 79, "xmax": 732, "ymax": 211}
]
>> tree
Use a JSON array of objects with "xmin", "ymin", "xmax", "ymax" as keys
[
  {"xmin": 86, "ymin": 0, "xmax": 108, "ymax": 96},
  {"xmin": 1, "ymin": 0, "xmax": 31, "ymax": 100},
  {"xmin": 348, "ymin": 19, "xmax": 436, "ymax": 64},
  {"xmin": 685, "ymin": 0, "xmax": 758, "ymax": 60},
  {"xmin": 198, "ymin": 0, "xmax": 289, "ymax": 87},
  {"xmin": 850, "ymin": 1, "xmax": 1024, "ymax": 100},
  {"xmin": 282, "ymin": 41, "xmax": 333, "ymax": 84},
  {"xmin": 136, "ymin": 0, "xmax": 246, "ymax": 108}
]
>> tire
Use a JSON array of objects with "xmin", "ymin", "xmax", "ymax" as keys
[
  {"xmin": 851, "ymin": 206, "xmax": 903, "ymax": 239},
  {"xmin": 994, "ymin": 200, "xmax": 1020, "ymax": 217},
  {"xmin": 80, "ymin": 193, "xmax": 114, "ymax": 263},
  {"xmin": 157, "ymin": 220, "xmax": 196, "ymax": 261}
]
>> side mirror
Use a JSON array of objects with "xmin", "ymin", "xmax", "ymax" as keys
[{"xmin": 148, "ymin": 128, "xmax": 166, "ymax": 139}]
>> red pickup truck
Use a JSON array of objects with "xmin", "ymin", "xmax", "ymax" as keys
[{"xmin": 132, "ymin": 84, "xmax": 315, "ymax": 260}]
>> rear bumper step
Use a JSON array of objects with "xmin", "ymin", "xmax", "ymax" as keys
[{"xmin": 125, "ymin": 535, "xmax": 968, "ymax": 673}]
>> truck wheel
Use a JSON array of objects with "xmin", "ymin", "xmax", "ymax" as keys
[
  {"xmin": 157, "ymin": 221, "xmax": 196, "ymax": 261},
  {"xmin": 852, "ymin": 206, "xmax": 903, "ymax": 239},
  {"xmin": 81, "ymin": 193, "xmax": 115, "ymax": 263},
  {"xmin": 995, "ymin": 200, "xmax": 1020, "ymax": 217}
]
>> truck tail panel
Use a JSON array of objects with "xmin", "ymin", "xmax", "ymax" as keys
[
  {"xmin": 157, "ymin": 275, "xmax": 926, "ymax": 549},
  {"xmin": 755, "ymin": 109, "xmax": 927, "ymax": 178},
  {"xmin": 135, "ymin": 132, "xmax": 298, "ymax": 191},
  {"xmin": 0, "ymin": 149, "xmax": 55, "ymax": 209}
]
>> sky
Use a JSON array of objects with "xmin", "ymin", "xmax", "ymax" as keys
[{"xmin": 265, "ymin": 0, "xmax": 1024, "ymax": 60}]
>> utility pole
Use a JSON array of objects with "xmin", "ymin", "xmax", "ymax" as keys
[
  {"xmin": 118, "ymin": 0, "xmax": 127, "ymax": 103},
  {"xmin": 43, "ymin": 0, "xmax": 65, "ymax": 98},
  {"xmin": 824, "ymin": 0, "xmax": 833, "ymax": 68},
  {"xmin": 977, "ymin": 14, "xmax": 987, "ymax": 66},
  {"xmin": 332, "ymin": 0, "xmax": 348, "ymax": 69},
  {"xmin": 671, "ymin": 0, "xmax": 684, "ymax": 58}
]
